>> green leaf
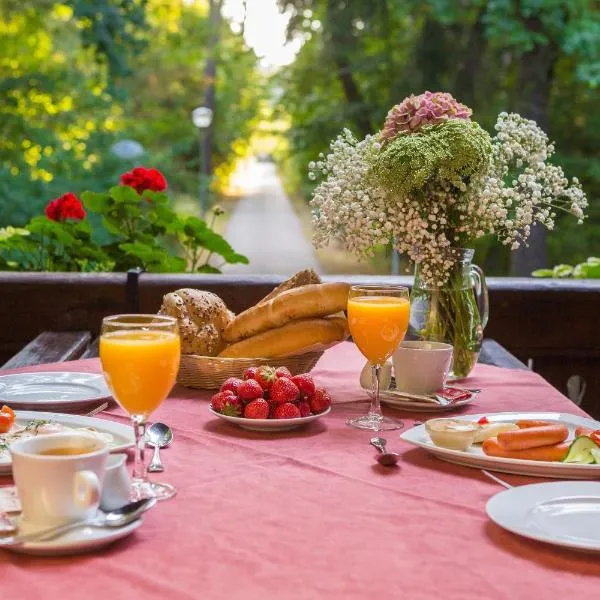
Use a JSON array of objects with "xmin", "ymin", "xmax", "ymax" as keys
[
  {"xmin": 531, "ymin": 269, "xmax": 554, "ymax": 278},
  {"xmin": 109, "ymin": 185, "xmax": 142, "ymax": 204},
  {"xmin": 82, "ymin": 191, "xmax": 112, "ymax": 213},
  {"xmin": 196, "ymin": 264, "xmax": 221, "ymax": 274},
  {"xmin": 552, "ymin": 264, "xmax": 574, "ymax": 278}
]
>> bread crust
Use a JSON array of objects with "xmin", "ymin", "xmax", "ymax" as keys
[
  {"xmin": 159, "ymin": 289, "xmax": 233, "ymax": 356},
  {"xmin": 258, "ymin": 269, "xmax": 321, "ymax": 305},
  {"xmin": 223, "ymin": 282, "xmax": 350, "ymax": 343},
  {"xmin": 218, "ymin": 317, "xmax": 349, "ymax": 358}
]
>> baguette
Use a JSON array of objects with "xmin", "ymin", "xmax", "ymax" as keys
[
  {"xmin": 223, "ymin": 282, "xmax": 350, "ymax": 343},
  {"xmin": 218, "ymin": 317, "xmax": 349, "ymax": 358}
]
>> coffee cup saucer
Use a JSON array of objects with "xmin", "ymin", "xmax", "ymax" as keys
[{"xmin": 3, "ymin": 515, "xmax": 141, "ymax": 556}]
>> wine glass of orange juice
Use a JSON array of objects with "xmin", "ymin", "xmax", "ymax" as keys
[
  {"xmin": 100, "ymin": 314, "xmax": 180, "ymax": 501},
  {"xmin": 347, "ymin": 285, "xmax": 410, "ymax": 431}
]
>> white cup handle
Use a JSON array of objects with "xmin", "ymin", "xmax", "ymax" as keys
[{"xmin": 73, "ymin": 470, "xmax": 101, "ymax": 510}]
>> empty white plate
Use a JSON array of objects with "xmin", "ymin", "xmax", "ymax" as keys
[
  {"xmin": 0, "ymin": 372, "xmax": 111, "ymax": 411},
  {"xmin": 487, "ymin": 481, "xmax": 600, "ymax": 552}
]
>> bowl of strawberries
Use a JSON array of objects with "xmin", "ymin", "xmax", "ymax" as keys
[{"xmin": 209, "ymin": 365, "xmax": 332, "ymax": 432}]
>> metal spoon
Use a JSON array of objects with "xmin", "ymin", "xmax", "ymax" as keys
[
  {"xmin": 0, "ymin": 498, "xmax": 156, "ymax": 546},
  {"xmin": 145, "ymin": 422, "xmax": 173, "ymax": 473},
  {"xmin": 370, "ymin": 437, "xmax": 400, "ymax": 467}
]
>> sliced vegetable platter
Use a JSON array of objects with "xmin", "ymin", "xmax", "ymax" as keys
[{"xmin": 401, "ymin": 412, "xmax": 600, "ymax": 479}]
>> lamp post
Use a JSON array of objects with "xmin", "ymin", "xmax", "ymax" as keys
[{"xmin": 192, "ymin": 106, "xmax": 214, "ymax": 217}]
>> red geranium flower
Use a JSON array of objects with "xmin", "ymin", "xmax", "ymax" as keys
[
  {"xmin": 119, "ymin": 167, "xmax": 167, "ymax": 194},
  {"xmin": 44, "ymin": 193, "xmax": 86, "ymax": 222}
]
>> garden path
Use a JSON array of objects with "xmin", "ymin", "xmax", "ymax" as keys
[{"xmin": 222, "ymin": 160, "xmax": 320, "ymax": 274}]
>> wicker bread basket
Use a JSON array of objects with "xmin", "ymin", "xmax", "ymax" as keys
[{"xmin": 177, "ymin": 352, "xmax": 324, "ymax": 390}]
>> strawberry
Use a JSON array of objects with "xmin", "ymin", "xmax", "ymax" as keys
[
  {"xmin": 270, "ymin": 377, "xmax": 299, "ymax": 403},
  {"xmin": 291, "ymin": 373, "xmax": 316, "ymax": 397},
  {"xmin": 308, "ymin": 388, "xmax": 331, "ymax": 414},
  {"xmin": 211, "ymin": 391, "xmax": 242, "ymax": 416},
  {"xmin": 273, "ymin": 402, "xmax": 301, "ymax": 419},
  {"xmin": 255, "ymin": 366, "xmax": 277, "ymax": 391},
  {"xmin": 244, "ymin": 398, "xmax": 269, "ymax": 419},
  {"xmin": 243, "ymin": 367, "xmax": 258, "ymax": 380},
  {"xmin": 238, "ymin": 379, "xmax": 264, "ymax": 401},
  {"xmin": 275, "ymin": 366, "xmax": 292, "ymax": 378},
  {"xmin": 298, "ymin": 399, "xmax": 311, "ymax": 417},
  {"xmin": 220, "ymin": 377, "xmax": 244, "ymax": 395}
]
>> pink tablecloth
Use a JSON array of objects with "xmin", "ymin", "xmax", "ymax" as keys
[{"xmin": 2, "ymin": 342, "xmax": 599, "ymax": 599}]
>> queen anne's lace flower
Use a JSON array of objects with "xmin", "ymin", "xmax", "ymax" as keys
[
  {"xmin": 382, "ymin": 91, "xmax": 472, "ymax": 140},
  {"xmin": 310, "ymin": 105, "xmax": 588, "ymax": 286}
]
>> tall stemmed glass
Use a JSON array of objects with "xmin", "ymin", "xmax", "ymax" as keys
[
  {"xmin": 347, "ymin": 285, "xmax": 410, "ymax": 431},
  {"xmin": 100, "ymin": 314, "xmax": 180, "ymax": 500}
]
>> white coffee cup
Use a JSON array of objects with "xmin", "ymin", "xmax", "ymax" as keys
[
  {"xmin": 100, "ymin": 453, "xmax": 130, "ymax": 512},
  {"xmin": 392, "ymin": 341, "xmax": 453, "ymax": 395},
  {"xmin": 10, "ymin": 432, "xmax": 108, "ymax": 530}
]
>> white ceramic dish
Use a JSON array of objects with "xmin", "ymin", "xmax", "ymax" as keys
[
  {"xmin": 380, "ymin": 391, "xmax": 473, "ymax": 412},
  {"xmin": 209, "ymin": 406, "xmax": 331, "ymax": 432},
  {"xmin": 0, "ymin": 411, "xmax": 134, "ymax": 475},
  {"xmin": 5, "ymin": 517, "xmax": 141, "ymax": 556},
  {"xmin": 401, "ymin": 412, "xmax": 600, "ymax": 478},
  {"xmin": 487, "ymin": 481, "xmax": 600, "ymax": 552},
  {"xmin": 0, "ymin": 372, "xmax": 111, "ymax": 412}
]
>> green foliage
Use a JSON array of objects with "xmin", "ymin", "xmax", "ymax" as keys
[
  {"xmin": 372, "ymin": 120, "xmax": 492, "ymax": 197},
  {"xmin": 0, "ymin": 184, "xmax": 248, "ymax": 273},
  {"xmin": 533, "ymin": 257, "xmax": 600, "ymax": 278}
]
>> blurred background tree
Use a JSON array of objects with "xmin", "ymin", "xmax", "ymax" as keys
[
  {"xmin": 275, "ymin": 0, "xmax": 600, "ymax": 275},
  {"xmin": 0, "ymin": 0, "xmax": 264, "ymax": 226}
]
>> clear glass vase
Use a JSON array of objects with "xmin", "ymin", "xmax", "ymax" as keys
[{"xmin": 409, "ymin": 248, "xmax": 489, "ymax": 380}]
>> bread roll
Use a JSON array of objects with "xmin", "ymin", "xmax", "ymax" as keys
[
  {"xmin": 159, "ymin": 289, "xmax": 233, "ymax": 356},
  {"xmin": 223, "ymin": 282, "xmax": 350, "ymax": 343},
  {"xmin": 218, "ymin": 317, "xmax": 349, "ymax": 358},
  {"xmin": 258, "ymin": 269, "xmax": 321, "ymax": 305}
]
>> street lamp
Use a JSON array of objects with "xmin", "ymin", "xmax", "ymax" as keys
[{"xmin": 192, "ymin": 106, "xmax": 214, "ymax": 217}]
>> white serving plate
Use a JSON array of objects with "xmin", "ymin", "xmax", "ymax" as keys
[
  {"xmin": 401, "ymin": 412, "xmax": 600, "ymax": 479},
  {"xmin": 380, "ymin": 391, "xmax": 473, "ymax": 412},
  {"xmin": 209, "ymin": 406, "xmax": 331, "ymax": 432},
  {"xmin": 0, "ymin": 411, "xmax": 134, "ymax": 475},
  {"xmin": 487, "ymin": 481, "xmax": 600, "ymax": 552},
  {"xmin": 0, "ymin": 372, "xmax": 111, "ymax": 412}
]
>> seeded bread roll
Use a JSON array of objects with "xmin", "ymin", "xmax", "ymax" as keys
[
  {"xmin": 218, "ymin": 317, "xmax": 349, "ymax": 358},
  {"xmin": 223, "ymin": 282, "xmax": 350, "ymax": 343},
  {"xmin": 159, "ymin": 289, "xmax": 233, "ymax": 356}
]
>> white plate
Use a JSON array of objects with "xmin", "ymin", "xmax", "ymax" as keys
[
  {"xmin": 5, "ymin": 517, "xmax": 142, "ymax": 556},
  {"xmin": 0, "ymin": 372, "xmax": 111, "ymax": 412},
  {"xmin": 381, "ymin": 392, "xmax": 473, "ymax": 412},
  {"xmin": 0, "ymin": 411, "xmax": 134, "ymax": 475},
  {"xmin": 209, "ymin": 406, "xmax": 331, "ymax": 432},
  {"xmin": 401, "ymin": 412, "xmax": 600, "ymax": 479},
  {"xmin": 487, "ymin": 481, "xmax": 600, "ymax": 552}
]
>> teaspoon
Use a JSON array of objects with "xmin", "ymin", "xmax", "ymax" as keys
[{"xmin": 370, "ymin": 437, "xmax": 400, "ymax": 467}]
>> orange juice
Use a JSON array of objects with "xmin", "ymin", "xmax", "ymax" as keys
[
  {"xmin": 100, "ymin": 330, "xmax": 180, "ymax": 417},
  {"xmin": 347, "ymin": 296, "xmax": 410, "ymax": 364}
]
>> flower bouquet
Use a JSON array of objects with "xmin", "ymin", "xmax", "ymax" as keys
[{"xmin": 310, "ymin": 91, "xmax": 588, "ymax": 378}]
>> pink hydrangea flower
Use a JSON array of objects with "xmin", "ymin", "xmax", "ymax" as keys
[{"xmin": 382, "ymin": 91, "xmax": 472, "ymax": 140}]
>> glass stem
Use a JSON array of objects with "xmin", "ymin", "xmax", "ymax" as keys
[
  {"xmin": 132, "ymin": 415, "xmax": 147, "ymax": 482},
  {"xmin": 369, "ymin": 363, "xmax": 382, "ymax": 418}
]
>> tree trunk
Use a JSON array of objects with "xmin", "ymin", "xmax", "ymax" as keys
[
  {"xmin": 454, "ymin": 6, "xmax": 487, "ymax": 107},
  {"xmin": 325, "ymin": 0, "xmax": 372, "ymax": 138},
  {"xmin": 510, "ymin": 19, "xmax": 559, "ymax": 276}
]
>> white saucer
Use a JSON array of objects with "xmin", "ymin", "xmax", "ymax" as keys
[
  {"xmin": 487, "ymin": 481, "xmax": 600, "ymax": 552},
  {"xmin": 209, "ymin": 406, "xmax": 331, "ymax": 432},
  {"xmin": 4, "ymin": 518, "xmax": 142, "ymax": 556},
  {"xmin": 0, "ymin": 372, "xmax": 111, "ymax": 412}
]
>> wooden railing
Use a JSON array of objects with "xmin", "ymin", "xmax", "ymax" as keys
[{"xmin": 0, "ymin": 272, "xmax": 598, "ymax": 415}]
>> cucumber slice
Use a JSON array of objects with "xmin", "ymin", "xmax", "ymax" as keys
[
  {"xmin": 563, "ymin": 436, "xmax": 599, "ymax": 464},
  {"xmin": 591, "ymin": 448, "xmax": 600, "ymax": 465}
]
